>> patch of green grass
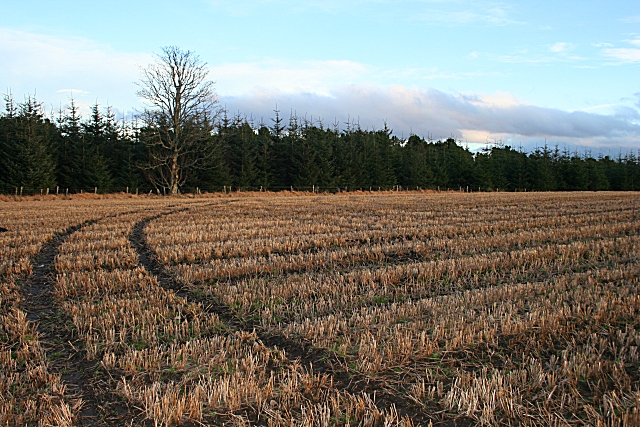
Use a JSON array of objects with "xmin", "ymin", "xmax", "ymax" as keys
[
  {"xmin": 47, "ymin": 351, "xmax": 64, "ymax": 360},
  {"xmin": 132, "ymin": 341, "xmax": 147, "ymax": 350},
  {"xmin": 372, "ymin": 295, "xmax": 389, "ymax": 305}
]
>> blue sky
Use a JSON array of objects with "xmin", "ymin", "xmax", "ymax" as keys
[{"xmin": 2, "ymin": 0, "xmax": 639, "ymax": 152}]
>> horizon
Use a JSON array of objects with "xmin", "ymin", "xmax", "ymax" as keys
[{"xmin": 2, "ymin": 0, "xmax": 639, "ymax": 153}]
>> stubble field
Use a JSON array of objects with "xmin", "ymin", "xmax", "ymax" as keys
[{"xmin": 1, "ymin": 191, "xmax": 639, "ymax": 426}]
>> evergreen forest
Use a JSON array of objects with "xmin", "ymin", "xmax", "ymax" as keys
[{"xmin": 1, "ymin": 94, "xmax": 639, "ymax": 195}]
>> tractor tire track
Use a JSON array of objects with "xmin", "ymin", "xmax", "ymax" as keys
[
  {"xmin": 129, "ymin": 210, "xmax": 463, "ymax": 426},
  {"xmin": 21, "ymin": 209, "xmax": 152, "ymax": 426},
  {"xmin": 21, "ymin": 218, "xmax": 105, "ymax": 426}
]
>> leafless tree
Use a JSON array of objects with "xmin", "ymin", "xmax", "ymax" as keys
[{"xmin": 136, "ymin": 46, "xmax": 218, "ymax": 194}]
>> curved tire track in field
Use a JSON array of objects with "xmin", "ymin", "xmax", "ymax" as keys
[
  {"xmin": 21, "ymin": 209, "xmax": 152, "ymax": 426},
  {"xmin": 21, "ymin": 218, "xmax": 104, "ymax": 426},
  {"xmin": 129, "ymin": 209, "xmax": 461, "ymax": 426}
]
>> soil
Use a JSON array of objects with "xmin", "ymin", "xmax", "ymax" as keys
[
  {"xmin": 19, "ymin": 220, "xmax": 105, "ymax": 425},
  {"xmin": 19, "ymin": 216, "xmax": 146, "ymax": 426}
]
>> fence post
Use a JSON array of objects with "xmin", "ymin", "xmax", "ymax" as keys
[
  {"xmin": 56, "ymin": 186, "xmax": 59, "ymax": 195},
  {"xmin": 46, "ymin": 188, "xmax": 49, "ymax": 195},
  {"xmin": 20, "ymin": 187, "xmax": 23, "ymax": 196},
  {"xmin": 94, "ymin": 187, "xmax": 97, "ymax": 194}
]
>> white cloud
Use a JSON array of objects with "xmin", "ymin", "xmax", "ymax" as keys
[
  {"xmin": 212, "ymin": 60, "xmax": 370, "ymax": 97},
  {"xmin": 413, "ymin": 6, "xmax": 522, "ymax": 26},
  {"xmin": 461, "ymin": 91, "xmax": 523, "ymax": 108},
  {"xmin": 549, "ymin": 42, "xmax": 575, "ymax": 54},
  {"xmin": 620, "ymin": 15, "xmax": 640, "ymax": 23},
  {"xmin": 494, "ymin": 54, "xmax": 552, "ymax": 64},
  {"xmin": 603, "ymin": 47, "xmax": 640, "ymax": 63},
  {"xmin": 494, "ymin": 42, "xmax": 587, "ymax": 65},
  {"xmin": 211, "ymin": 59, "xmax": 499, "ymax": 98},
  {"xmin": 627, "ymin": 38, "xmax": 640, "ymax": 47},
  {"xmin": 0, "ymin": 27, "xmax": 151, "ymax": 113},
  {"xmin": 601, "ymin": 38, "xmax": 640, "ymax": 63}
]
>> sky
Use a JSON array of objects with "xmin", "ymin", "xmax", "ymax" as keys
[{"xmin": 1, "ymin": 0, "xmax": 639, "ymax": 153}]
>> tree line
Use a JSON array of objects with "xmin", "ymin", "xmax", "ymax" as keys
[{"xmin": 1, "ymin": 93, "xmax": 639, "ymax": 195}]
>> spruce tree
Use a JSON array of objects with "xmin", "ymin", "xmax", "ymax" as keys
[
  {"xmin": 56, "ymin": 99, "xmax": 83, "ymax": 190},
  {"xmin": 82, "ymin": 103, "xmax": 115, "ymax": 191},
  {"xmin": 0, "ymin": 94, "xmax": 57, "ymax": 192}
]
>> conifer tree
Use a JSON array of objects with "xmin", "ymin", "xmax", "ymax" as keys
[
  {"xmin": 253, "ymin": 124, "xmax": 273, "ymax": 189},
  {"xmin": 82, "ymin": 103, "xmax": 115, "ymax": 191},
  {"xmin": 0, "ymin": 94, "xmax": 57, "ymax": 192},
  {"xmin": 56, "ymin": 98, "xmax": 84, "ymax": 190}
]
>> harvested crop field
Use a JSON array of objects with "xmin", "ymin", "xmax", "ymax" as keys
[{"xmin": 1, "ymin": 191, "xmax": 639, "ymax": 426}]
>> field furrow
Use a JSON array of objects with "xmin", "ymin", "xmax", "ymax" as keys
[{"xmin": 2, "ymin": 192, "xmax": 638, "ymax": 426}]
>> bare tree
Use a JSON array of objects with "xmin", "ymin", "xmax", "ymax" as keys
[{"xmin": 136, "ymin": 46, "xmax": 218, "ymax": 194}]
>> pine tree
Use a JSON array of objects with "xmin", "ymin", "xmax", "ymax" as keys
[
  {"xmin": 402, "ymin": 135, "xmax": 435, "ymax": 188},
  {"xmin": 585, "ymin": 156, "xmax": 609, "ymax": 190},
  {"xmin": 269, "ymin": 108, "xmax": 293, "ymax": 188},
  {"xmin": 56, "ymin": 98, "xmax": 84, "ymax": 190},
  {"xmin": 253, "ymin": 124, "xmax": 273, "ymax": 189},
  {"xmin": 529, "ymin": 145, "xmax": 556, "ymax": 191},
  {"xmin": 0, "ymin": 94, "xmax": 57, "ymax": 192},
  {"xmin": 82, "ymin": 103, "xmax": 115, "ymax": 191}
]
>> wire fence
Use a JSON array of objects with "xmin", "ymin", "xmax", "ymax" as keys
[{"xmin": 0, "ymin": 184, "xmax": 472, "ymax": 196}]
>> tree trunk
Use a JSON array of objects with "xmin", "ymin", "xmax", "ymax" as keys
[{"xmin": 170, "ymin": 152, "xmax": 180, "ymax": 194}]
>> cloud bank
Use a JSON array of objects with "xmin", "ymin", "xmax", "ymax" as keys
[{"xmin": 221, "ymin": 85, "xmax": 640, "ymax": 151}]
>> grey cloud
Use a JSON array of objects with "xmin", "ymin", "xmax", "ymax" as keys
[
  {"xmin": 473, "ymin": 106, "xmax": 637, "ymax": 138},
  {"xmin": 220, "ymin": 85, "xmax": 640, "ymax": 148}
]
